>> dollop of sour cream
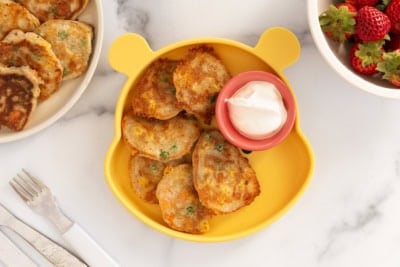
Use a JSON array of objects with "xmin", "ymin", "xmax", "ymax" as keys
[{"xmin": 226, "ymin": 81, "xmax": 287, "ymax": 140}]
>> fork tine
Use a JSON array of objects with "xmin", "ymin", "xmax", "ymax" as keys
[
  {"xmin": 21, "ymin": 169, "xmax": 48, "ymax": 190},
  {"xmin": 9, "ymin": 169, "xmax": 46, "ymax": 203},
  {"xmin": 16, "ymin": 173, "xmax": 41, "ymax": 195},
  {"xmin": 9, "ymin": 178, "xmax": 33, "ymax": 201}
]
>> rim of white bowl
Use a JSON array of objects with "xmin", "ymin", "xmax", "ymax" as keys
[
  {"xmin": 0, "ymin": 0, "xmax": 104, "ymax": 143},
  {"xmin": 307, "ymin": 0, "xmax": 400, "ymax": 99}
]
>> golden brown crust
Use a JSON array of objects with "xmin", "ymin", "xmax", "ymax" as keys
[
  {"xmin": 35, "ymin": 19, "xmax": 93, "ymax": 80},
  {"xmin": 173, "ymin": 45, "xmax": 231, "ymax": 124},
  {"xmin": 129, "ymin": 155, "xmax": 188, "ymax": 204},
  {"xmin": 0, "ymin": 0, "xmax": 40, "ymax": 40},
  {"xmin": 0, "ymin": 65, "xmax": 41, "ymax": 131},
  {"xmin": 0, "ymin": 30, "xmax": 63, "ymax": 100},
  {"xmin": 122, "ymin": 112, "xmax": 201, "ymax": 162},
  {"xmin": 156, "ymin": 164, "xmax": 213, "ymax": 234},
  {"xmin": 131, "ymin": 58, "xmax": 182, "ymax": 120},
  {"xmin": 192, "ymin": 130, "xmax": 260, "ymax": 214},
  {"xmin": 17, "ymin": 0, "xmax": 89, "ymax": 22},
  {"xmin": 129, "ymin": 155, "xmax": 166, "ymax": 204}
]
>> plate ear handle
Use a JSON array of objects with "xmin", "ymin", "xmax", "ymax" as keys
[
  {"xmin": 254, "ymin": 27, "xmax": 301, "ymax": 72},
  {"xmin": 108, "ymin": 33, "xmax": 154, "ymax": 77}
]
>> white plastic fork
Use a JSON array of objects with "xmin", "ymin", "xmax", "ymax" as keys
[{"xmin": 10, "ymin": 169, "xmax": 120, "ymax": 267}]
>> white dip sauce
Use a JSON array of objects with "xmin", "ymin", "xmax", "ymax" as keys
[{"xmin": 226, "ymin": 81, "xmax": 287, "ymax": 140}]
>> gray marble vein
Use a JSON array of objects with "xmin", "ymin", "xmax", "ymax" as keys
[
  {"xmin": 317, "ymin": 192, "xmax": 389, "ymax": 262},
  {"xmin": 114, "ymin": 0, "xmax": 151, "ymax": 44}
]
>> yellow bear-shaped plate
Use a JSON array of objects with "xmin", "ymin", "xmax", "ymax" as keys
[{"xmin": 105, "ymin": 27, "xmax": 315, "ymax": 242}]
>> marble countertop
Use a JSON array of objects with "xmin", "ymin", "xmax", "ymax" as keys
[{"xmin": 1, "ymin": 0, "xmax": 400, "ymax": 266}]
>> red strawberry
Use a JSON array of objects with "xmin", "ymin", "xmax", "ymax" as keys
[
  {"xmin": 345, "ymin": 0, "xmax": 379, "ymax": 9},
  {"xmin": 386, "ymin": 0, "xmax": 400, "ymax": 34},
  {"xmin": 377, "ymin": 50, "xmax": 400, "ymax": 87},
  {"xmin": 355, "ymin": 6, "xmax": 391, "ymax": 41},
  {"xmin": 337, "ymin": 2, "xmax": 357, "ymax": 13},
  {"xmin": 384, "ymin": 33, "xmax": 400, "ymax": 51},
  {"xmin": 319, "ymin": 4, "xmax": 357, "ymax": 42},
  {"xmin": 345, "ymin": 0, "xmax": 358, "ymax": 6},
  {"xmin": 350, "ymin": 41, "xmax": 384, "ymax": 75},
  {"xmin": 356, "ymin": 0, "xmax": 380, "ymax": 8}
]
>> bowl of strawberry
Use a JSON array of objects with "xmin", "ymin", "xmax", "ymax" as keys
[{"xmin": 308, "ymin": 0, "xmax": 400, "ymax": 98}]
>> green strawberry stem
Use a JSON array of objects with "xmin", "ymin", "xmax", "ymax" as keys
[
  {"xmin": 376, "ymin": 51, "xmax": 400, "ymax": 86},
  {"xmin": 319, "ymin": 4, "xmax": 356, "ymax": 42},
  {"xmin": 356, "ymin": 40, "xmax": 385, "ymax": 67}
]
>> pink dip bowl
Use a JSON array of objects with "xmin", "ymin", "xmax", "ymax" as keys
[{"xmin": 215, "ymin": 70, "xmax": 296, "ymax": 151}]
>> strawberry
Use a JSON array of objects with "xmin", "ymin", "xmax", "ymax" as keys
[
  {"xmin": 377, "ymin": 50, "xmax": 400, "ymax": 87},
  {"xmin": 385, "ymin": 0, "xmax": 400, "ymax": 34},
  {"xmin": 319, "ymin": 4, "xmax": 356, "ymax": 42},
  {"xmin": 355, "ymin": 6, "xmax": 391, "ymax": 41},
  {"xmin": 345, "ymin": 0, "xmax": 379, "ymax": 9},
  {"xmin": 345, "ymin": 0, "xmax": 359, "ymax": 6},
  {"xmin": 356, "ymin": 0, "xmax": 380, "ymax": 8},
  {"xmin": 350, "ymin": 41, "xmax": 384, "ymax": 75},
  {"xmin": 385, "ymin": 33, "xmax": 400, "ymax": 51}
]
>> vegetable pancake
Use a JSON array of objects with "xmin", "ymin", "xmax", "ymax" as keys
[
  {"xmin": 156, "ymin": 164, "xmax": 213, "ymax": 234},
  {"xmin": 173, "ymin": 46, "xmax": 231, "ymax": 124},
  {"xmin": 131, "ymin": 58, "xmax": 182, "ymax": 120},
  {"xmin": 0, "ymin": 30, "xmax": 63, "ymax": 100},
  {"xmin": 192, "ymin": 130, "xmax": 260, "ymax": 214},
  {"xmin": 16, "ymin": 0, "xmax": 89, "ymax": 22},
  {"xmin": 129, "ymin": 155, "xmax": 186, "ymax": 204},
  {"xmin": 35, "ymin": 19, "xmax": 93, "ymax": 80},
  {"xmin": 0, "ymin": 65, "xmax": 41, "ymax": 131},
  {"xmin": 129, "ymin": 155, "xmax": 166, "ymax": 204},
  {"xmin": 122, "ymin": 112, "xmax": 200, "ymax": 162},
  {"xmin": 0, "ymin": 0, "xmax": 40, "ymax": 40}
]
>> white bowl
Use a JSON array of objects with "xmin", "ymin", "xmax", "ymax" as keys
[
  {"xmin": 0, "ymin": 0, "xmax": 103, "ymax": 143},
  {"xmin": 307, "ymin": 0, "xmax": 400, "ymax": 98}
]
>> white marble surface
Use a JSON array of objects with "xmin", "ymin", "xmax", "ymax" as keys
[{"xmin": 1, "ymin": 0, "xmax": 400, "ymax": 266}]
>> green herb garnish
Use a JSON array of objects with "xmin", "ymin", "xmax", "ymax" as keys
[
  {"xmin": 204, "ymin": 132, "xmax": 211, "ymax": 140},
  {"xmin": 149, "ymin": 164, "xmax": 158, "ymax": 173},
  {"xmin": 49, "ymin": 6, "xmax": 58, "ymax": 16},
  {"xmin": 159, "ymin": 150, "xmax": 170, "ymax": 160},
  {"xmin": 186, "ymin": 206, "xmax": 195, "ymax": 215},
  {"xmin": 58, "ymin": 31, "xmax": 69, "ymax": 41},
  {"xmin": 215, "ymin": 143, "xmax": 224, "ymax": 152},
  {"xmin": 63, "ymin": 68, "xmax": 69, "ymax": 76}
]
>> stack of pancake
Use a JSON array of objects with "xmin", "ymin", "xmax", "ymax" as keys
[{"xmin": 0, "ymin": 0, "xmax": 93, "ymax": 131}]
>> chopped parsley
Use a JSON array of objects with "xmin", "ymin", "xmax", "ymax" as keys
[
  {"xmin": 32, "ymin": 51, "xmax": 41, "ymax": 62},
  {"xmin": 186, "ymin": 205, "xmax": 195, "ymax": 215},
  {"xmin": 58, "ymin": 31, "xmax": 69, "ymax": 41},
  {"xmin": 63, "ymin": 68, "xmax": 70, "ymax": 76},
  {"xmin": 80, "ymin": 39, "xmax": 87, "ymax": 48},
  {"xmin": 149, "ymin": 164, "xmax": 158, "ymax": 173},
  {"xmin": 159, "ymin": 150, "xmax": 170, "ymax": 160},
  {"xmin": 170, "ymin": 144, "xmax": 178, "ymax": 152},
  {"xmin": 159, "ymin": 145, "xmax": 178, "ymax": 160},
  {"xmin": 49, "ymin": 6, "xmax": 58, "ymax": 17},
  {"xmin": 204, "ymin": 132, "xmax": 211, "ymax": 140},
  {"xmin": 215, "ymin": 143, "xmax": 224, "ymax": 152},
  {"xmin": 160, "ymin": 75, "xmax": 168, "ymax": 83}
]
